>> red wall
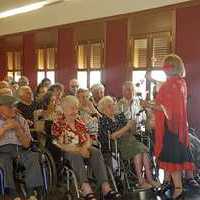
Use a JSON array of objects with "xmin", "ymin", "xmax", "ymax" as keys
[
  {"xmin": 56, "ymin": 28, "xmax": 76, "ymax": 89},
  {"xmin": 176, "ymin": 5, "xmax": 200, "ymax": 129},
  {"xmin": 22, "ymin": 33, "xmax": 37, "ymax": 88},
  {"xmin": 104, "ymin": 18, "xmax": 128, "ymax": 97},
  {"xmin": 0, "ymin": 39, "xmax": 6, "ymax": 80}
]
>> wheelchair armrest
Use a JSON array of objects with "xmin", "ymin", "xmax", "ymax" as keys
[
  {"xmin": 27, "ymin": 140, "xmax": 41, "ymax": 152},
  {"xmin": 32, "ymin": 140, "xmax": 40, "ymax": 146}
]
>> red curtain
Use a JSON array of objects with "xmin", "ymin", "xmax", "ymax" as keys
[
  {"xmin": 104, "ymin": 18, "xmax": 128, "ymax": 98},
  {"xmin": 56, "ymin": 28, "xmax": 76, "ymax": 90},
  {"xmin": 176, "ymin": 5, "xmax": 200, "ymax": 129},
  {"xmin": 22, "ymin": 33, "xmax": 37, "ymax": 88}
]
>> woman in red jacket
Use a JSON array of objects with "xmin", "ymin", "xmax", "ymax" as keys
[{"xmin": 141, "ymin": 54, "xmax": 195, "ymax": 199}]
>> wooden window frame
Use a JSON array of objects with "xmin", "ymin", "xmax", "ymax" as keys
[
  {"xmin": 7, "ymin": 51, "xmax": 22, "ymax": 81},
  {"xmin": 36, "ymin": 47, "xmax": 57, "ymax": 81},
  {"xmin": 130, "ymin": 31, "xmax": 172, "ymax": 70},
  {"xmin": 76, "ymin": 40, "xmax": 104, "ymax": 88}
]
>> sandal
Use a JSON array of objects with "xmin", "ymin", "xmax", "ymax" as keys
[
  {"xmin": 173, "ymin": 187, "xmax": 184, "ymax": 200},
  {"xmin": 104, "ymin": 190, "xmax": 121, "ymax": 200},
  {"xmin": 83, "ymin": 193, "xmax": 97, "ymax": 200},
  {"xmin": 186, "ymin": 178, "xmax": 200, "ymax": 188},
  {"xmin": 137, "ymin": 182, "xmax": 152, "ymax": 190},
  {"xmin": 149, "ymin": 180, "xmax": 161, "ymax": 188}
]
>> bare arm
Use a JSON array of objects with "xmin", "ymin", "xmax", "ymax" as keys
[
  {"xmin": 15, "ymin": 126, "xmax": 31, "ymax": 148},
  {"xmin": 58, "ymin": 143, "xmax": 81, "ymax": 154},
  {"xmin": 81, "ymin": 134, "xmax": 92, "ymax": 149},
  {"xmin": 54, "ymin": 141, "xmax": 90, "ymax": 158},
  {"xmin": 140, "ymin": 100, "xmax": 163, "ymax": 111},
  {"xmin": 111, "ymin": 120, "xmax": 135, "ymax": 140}
]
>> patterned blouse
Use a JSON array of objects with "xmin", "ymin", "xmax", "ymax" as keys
[
  {"xmin": 98, "ymin": 113, "xmax": 127, "ymax": 152},
  {"xmin": 52, "ymin": 114, "xmax": 88, "ymax": 145},
  {"xmin": 17, "ymin": 101, "xmax": 39, "ymax": 122}
]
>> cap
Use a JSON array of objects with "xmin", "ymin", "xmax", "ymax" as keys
[{"xmin": 0, "ymin": 95, "xmax": 18, "ymax": 106}]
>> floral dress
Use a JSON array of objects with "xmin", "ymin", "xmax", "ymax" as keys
[
  {"xmin": 52, "ymin": 114, "xmax": 88, "ymax": 145},
  {"xmin": 98, "ymin": 113, "xmax": 147, "ymax": 160}
]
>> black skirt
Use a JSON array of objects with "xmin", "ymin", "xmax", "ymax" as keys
[{"xmin": 158, "ymin": 128, "xmax": 194, "ymax": 171}]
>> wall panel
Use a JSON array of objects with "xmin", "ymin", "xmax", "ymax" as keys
[{"xmin": 176, "ymin": 5, "xmax": 200, "ymax": 129}]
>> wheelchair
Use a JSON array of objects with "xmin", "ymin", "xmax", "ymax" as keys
[
  {"xmin": 0, "ymin": 167, "xmax": 5, "ymax": 199},
  {"xmin": 104, "ymin": 131, "xmax": 160, "ymax": 199},
  {"xmin": 44, "ymin": 119, "xmax": 120, "ymax": 200},
  {"xmin": 0, "ymin": 142, "xmax": 57, "ymax": 200}
]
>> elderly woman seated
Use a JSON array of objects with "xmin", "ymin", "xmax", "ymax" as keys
[
  {"xmin": 90, "ymin": 83, "xmax": 105, "ymax": 108},
  {"xmin": 42, "ymin": 83, "xmax": 64, "ymax": 121},
  {"xmin": 52, "ymin": 95, "xmax": 121, "ymax": 200},
  {"xmin": 98, "ymin": 96, "xmax": 160, "ymax": 189}
]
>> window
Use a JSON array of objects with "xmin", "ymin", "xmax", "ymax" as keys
[
  {"xmin": 7, "ymin": 51, "xmax": 22, "ymax": 81},
  {"xmin": 132, "ymin": 70, "xmax": 147, "ymax": 99},
  {"xmin": 152, "ymin": 34, "xmax": 171, "ymax": 68},
  {"xmin": 132, "ymin": 39, "xmax": 148, "ymax": 68},
  {"xmin": 77, "ymin": 71, "xmax": 87, "ymax": 89},
  {"xmin": 130, "ymin": 32, "xmax": 172, "ymax": 69},
  {"xmin": 77, "ymin": 41, "xmax": 103, "ymax": 88},
  {"xmin": 131, "ymin": 32, "xmax": 171, "ymax": 100},
  {"xmin": 36, "ymin": 48, "xmax": 56, "ymax": 85}
]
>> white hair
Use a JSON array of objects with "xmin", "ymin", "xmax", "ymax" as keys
[
  {"xmin": 17, "ymin": 86, "xmax": 31, "ymax": 97},
  {"xmin": 98, "ymin": 96, "xmax": 113, "ymax": 114},
  {"xmin": 90, "ymin": 83, "xmax": 104, "ymax": 94},
  {"xmin": 61, "ymin": 95, "xmax": 79, "ymax": 109}
]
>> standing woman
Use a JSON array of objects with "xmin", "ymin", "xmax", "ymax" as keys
[{"xmin": 141, "ymin": 54, "xmax": 194, "ymax": 199}]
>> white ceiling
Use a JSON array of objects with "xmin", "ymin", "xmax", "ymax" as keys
[
  {"xmin": 0, "ymin": 0, "xmax": 42, "ymax": 12},
  {"xmin": 0, "ymin": 0, "xmax": 191, "ymax": 36}
]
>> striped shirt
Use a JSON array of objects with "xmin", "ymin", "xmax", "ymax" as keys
[{"xmin": 0, "ymin": 114, "xmax": 32, "ymax": 146}]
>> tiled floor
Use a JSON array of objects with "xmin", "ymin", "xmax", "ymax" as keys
[
  {"xmin": 3, "ymin": 186, "xmax": 199, "ymax": 200},
  {"xmin": 50, "ymin": 187, "xmax": 200, "ymax": 200},
  {"xmin": 123, "ymin": 187, "xmax": 200, "ymax": 200}
]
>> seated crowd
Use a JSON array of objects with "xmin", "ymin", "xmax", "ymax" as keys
[{"xmin": 0, "ymin": 54, "xmax": 199, "ymax": 200}]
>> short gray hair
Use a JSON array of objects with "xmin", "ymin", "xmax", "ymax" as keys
[
  {"xmin": 17, "ymin": 86, "xmax": 31, "ymax": 97},
  {"xmin": 163, "ymin": 54, "xmax": 186, "ymax": 77},
  {"xmin": 98, "ymin": 96, "xmax": 113, "ymax": 114}
]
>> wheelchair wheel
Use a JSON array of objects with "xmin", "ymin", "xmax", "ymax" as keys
[
  {"xmin": 65, "ymin": 193, "xmax": 73, "ymax": 200},
  {"xmin": 106, "ymin": 165, "xmax": 120, "ymax": 193},
  {"xmin": 39, "ymin": 147, "xmax": 57, "ymax": 199}
]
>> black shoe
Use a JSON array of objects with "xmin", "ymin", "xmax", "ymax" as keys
[
  {"xmin": 186, "ymin": 178, "xmax": 200, "ymax": 188},
  {"xmin": 104, "ymin": 190, "xmax": 121, "ymax": 200},
  {"xmin": 172, "ymin": 192, "xmax": 184, "ymax": 200},
  {"xmin": 83, "ymin": 193, "xmax": 97, "ymax": 200},
  {"xmin": 172, "ymin": 188, "xmax": 184, "ymax": 200}
]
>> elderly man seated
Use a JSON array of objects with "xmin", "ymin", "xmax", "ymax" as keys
[
  {"xmin": 0, "ymin": 95, "xmax": 43, "ymax": 200},
  {"xmin": 16, "ymin": 86, "xmax": 40, "ymax": 128},
  {"xmin": 52, "ymin": 95, "xmax": 121, "ymax": 200}
]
